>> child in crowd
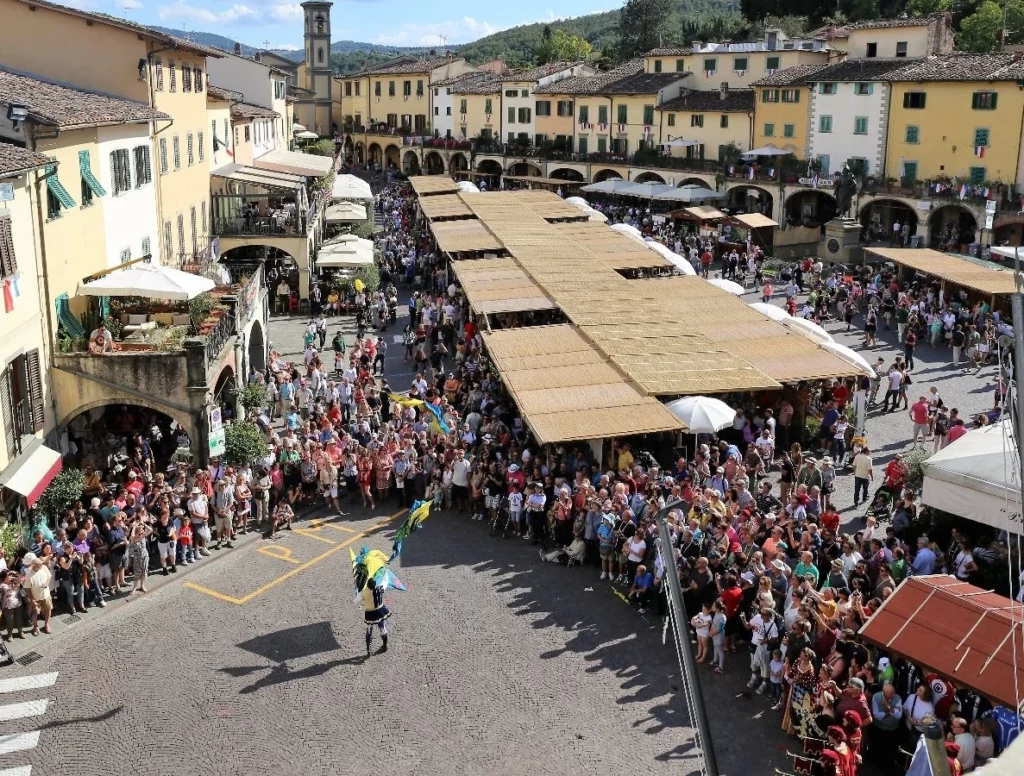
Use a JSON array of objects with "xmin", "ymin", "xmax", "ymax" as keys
[
  {"xmin": 691, "ymin": 600, "xmax": 713, "ymax": 663},
  {"xmin": 710, "ymin": 600, "xmax": 727, "ymax": 675},
  {"xmin": 769, "ymin": 649, "xmax": 785, "ymax": 710}
]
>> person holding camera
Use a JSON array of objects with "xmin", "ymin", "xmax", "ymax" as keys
[
  {"xmin": 0, "ymin": 570, "xmax": 24, "ymax": 639},
  {"xmin": 56, "ymin": 542, "xmax": 86, "ymax": 614},
  {"xmin": 742, "ymin": 604, "xmax": 780, "ymax": 695}
]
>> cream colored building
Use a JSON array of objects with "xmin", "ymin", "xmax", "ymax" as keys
[
  {"xmin": 812, "ymin": 13, "xmax": 955, "ymax": 60},
  {"xmin": 657, "ymin": 88, "xmax": 755, "ymax": 160},
  {"xmin": 500, "ymin": 62, "xmax": 598, "ymax": 144}
]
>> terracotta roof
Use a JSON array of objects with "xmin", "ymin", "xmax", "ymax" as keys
[
  {"xmin": 535, "ymin": 59, "xmax": 687, "ymax": 95},
  {"xmin": 659, "ymin": 88, "xmax": 755, "ymax": 112},
  {"xmin": 13, "ymin": 0, "xmax": 223, "ymax": 58},
  {"xmin": 0, "ymin": 68, "xmax": 170, "ymax": 128},
  {"xmin": 798, "ymin": 57, "xmax": 916, "ymax": 82},
  {"xmin": 888, "ymin": 52, "xmax": 1024, "ymax": 81},
  {"xmin": 431, "ymin": 71, "xmax": 486, "ymax": 88},
  {"xmin": 645, "ymin": 47, "xmax": 692, "ymax": 56},
  {"xmin": 0, "ymin": 143, "xmax": 50, "ymax": 178},
  {"xmin": 502, "ymin": 61, "xmax": 587, "ymax": 82},
  {"xmin": 858, "ymin": 575, "xmax": 1024, "ymax": 711},
  {"xmin": 751, "ymin": 63, "xmax": 829, "ymax": 86},
  {"xmin": 358, "ymin": 55, "xmax": 460, "ymax": 76},
  {"xmin": 207, "ymin": 84, "xmax": 242, "ymax": 102},
  {"xmin": 811, "ymin": 12, "xmax": 950, "ymax": 39},
  {"xmin": 450, "ymin": 74, "xmax": 501, "ymax": 95},
  {"xmin": 230, "ymin": 101, "xmax": 279, "ymax": 120}
]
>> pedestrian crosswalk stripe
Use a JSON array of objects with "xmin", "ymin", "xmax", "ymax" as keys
[
  {"xmin": 0, "ymin": 673, "xmax": 57, "ymax": 696},
  {"xmin": 0, "ymin": 732, "xmax": 39, "ymax": 756},
  {"xmin": 0, "ymin": 700, "xmax": 47, "ymax": 723},
  {"xmin": 0, "ymin": 766, "xmax": 32, "ymax": 776}
]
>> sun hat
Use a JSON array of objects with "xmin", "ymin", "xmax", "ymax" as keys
[{"xmin": 21, "ymin": 553, "xmax": 38, "ymax": 565}]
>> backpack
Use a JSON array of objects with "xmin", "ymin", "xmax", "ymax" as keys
[{"xmin": 763, "ymin": 613, "xmax": 784, "ymax": 649}]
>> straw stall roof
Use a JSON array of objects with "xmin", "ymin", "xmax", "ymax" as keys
[
  {"xmin": 432, "ymin": 219, "xmax": 504, "ymax": 253},
  {"xmin": 865, "ymin": 247, "xmax": 1018, "ymax": 296},
  {"xmin": 419, "ymin": 194, "xmax": 474, "ymax": 220},
  {"xmin": 450, "ymin": 258, "xmax": 557, "ymax": 315},
  {"xmin": 408, "ymin": 175, "xmax": 461, "ymax": 196},
  {"xmin": 503, "ymin": 175, "xmax": 587, "ymax": 188}
]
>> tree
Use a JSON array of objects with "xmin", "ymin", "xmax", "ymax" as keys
[
  {"xmin": 958, "ymin": 0, "xmax": 1024, "ymax": 51},
  {"xmin": 37, "ymin": 469, "xmax": 85, "ymax": 523},
  {"xmin": 545, "ymin": 30, "xmax": 593, "ymax": 62},
  {"xmin": 537, "ymin": 25, "xmax": 554, "ymax": 63},
  {"xmin": 907, "ymin": 0, "xmax": 950, "ymax": 16},
  {"xmin": 224, "ymin": 421, "xmax": 266, "ymax": 467},
  {"xmin": 619, "ymin": 0, "xmax": 675, "ymax": 60}
]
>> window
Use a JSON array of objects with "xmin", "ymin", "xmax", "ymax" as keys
[
  {"xmin": 817, "ymin": 154, "xmax": 830, "ymax": 175},
  {"xmin": 244, "ymin": 125, "xmax": 250, "ymax": 142},
  {"xmin": 762, "ymin": 89, "xmax": 780, "ymax": 103},
  {"xmin": 164, "ymin": 221, "xmax": 173, "ymax": 259},
  {"xmin": 224, "ymin": 119, "xmax": 228, "ymax": 142},
  {"xmin": 0, "ymin": 349, "xmax": 45, "ymax": 452},
  {"xmin": 597, "ymin": 138, "xmax": 607, "ymax": 154},
  {"xmin": 654, "ymin": 60, "xmax": 662, "ymax": 72},
  {"xmin": 783, "ymin": 124, "xmax": 794, "ymax": 138},
  {"xmin": 667, "ymin": 114, "xmax": 676, "ymax": 127},
  {"xmin": 819, "ymin": 82, "xmax": 837, "ymax": 95},
  {"xmin": 201, "ymin": 202, "xmax": 207, "ymax": 234},
  {"xmin": 190, "ymin": 207, "xmax": 198, "ymax": 252},
  {"xmin": 159, "ymin": 138, "xmax": 168, "ymax": 175},
  {"xmin": 764, "ymin": 123, "xmax": 775, "ymax": 137},
  {"xmin": 972, "ymin": 91, "xmax": 998, "ymax": 110},
  {"xmin": 902, "ymin": 161, "xmax": 917, "ymax": 184},
  {"xmin": 579, "ymin": 105, "xmax": 589, "ymax": 124},
  {"xmin": 141, "ymin": 236, "xmax": 151, "ymax": 257},
  {"xmin": 198, "ymin": 131, "xmax": 205, "ymax": 162},
  {"xmin": 109, "ymin": 149, "xmax": 131, "ymax": 194},
  {"xmin": 417, "ymin": 80, "xmax": 423, "ymax": 96},
  {"xmin": 169, "ymin": 61, "xmax": 176, "ymax": 92},
  {"xmin": 507, "ymin": 132, "xmax": 514, "ymax": 143},
  {"xmin": 520, "ymin": 89, "xmax": 528, "ymax": 98},
  {"xmin": 446, "ymin": 107, "xmax": 451, "ymax": 116},
  {"xmin": 865, "ymin": 42, "xmax": 877, "ymax": 57},
  {"xmin": 507, "ymin": 107, "xmax": 515, "ymax": 124},
  {"xmin": 517, "ymin": 107, "xmax": 531, "ymax": 123},
  {"xmin": 345, "ymin": 81, "xmax": 352, "ymax": 96},
  {"xmin": 642, "ymin": 105, "xmax": 654, "ymax": 125},
  {"xmin": 374, "ymin": 81, "xmax": 381, "ymax": 97},
  {"xmin": 403, "ymin": 81, "xmax": 411, "ymax": 96},
  {"xmin": 579, "ymin": 136, "xmax": 588, "ymax": 155},
  {"xmin": 691, "ymin": 114, "xmax": 704, "ymax": 127},
  {"xmin": 459, "ymin": 99, "xmax": 467, "ymax": 114},
  {"xmin": 854, "ymin": 82, "xmax": 873, "ymax": 95},
  {"xmin": 505, "ymin": 90, "xmax": 517, "ymax": 98},
  {"xmin": 974, "ymin": 128, "xmax": 990, "ymax": 147},
  {"xmin": 720, "ymin": 114, "xmax": 728, "ymax": 128},
  {"xmin": 703, "ymin": 58, "xmax": 716, "ymax": 74},
  {"xmin": 853, "ymin": 116, "xmax": 868, "ymax": 135},
  {"xmin": 969, "ymin": 166, "xmax": 986, "ymax": 184},
  {"xmin": 182, "ymin": 66, "xmax": 192, "ymax": 92},
  {"xmin": 172, "ymin": 136, "xmax": 181, "ymax": 169},
  {"xmin": 818, "ymin": 115, "xmax": 832, "ymax": 133},
  {"xmin": 905, "ymin": 125, "xmax": 919, "ymax": 144},
  {"xmin": 903, "ymin": 92, "xmax": 926, "ymax": 109},
  {"xmin": 617, "ymin": 105, "xmax": 628, "ymax": 124},
  {"xmin": 558, "ymin": 100, "xmax": 574, "ymax": 117},
  {"xmin": 388, "ymin": 81, "xmax": 395, "ymax": 97},
  {"xmin": 45, "ymin": 165, "xmax": 74, "ymax": 219},
  {"xmin": 355, "ymin": 82, "xmax": 360, "ymax": 96},
  {"xmin": 187, "ymin": 133, "xmax": 194, "ymax": 166},
  {"xmin": 896, "ymin": 41, "xmax": 908, "ymax": 57},
  {"xmin": 734, "ymin": 57, "xmax": 748, "ymax": 72},
  {"xmin": 155, "ymin": 59, "xmax": 163, "ymax": 91},
  {"xmin": 676, "ymin": 59, "xmax": 685, "ymax": 72},
  {"xmin": 686, "ymin": 144, "xmax": 704, "ymax": 160},
  {"xmin": 433, "ymin": 106, "xmax": 439, "ymax": 116},
  {"xmin": 598, "ymin": 105, "xmax": 608, "ymax": 125},
  {"xmin": 177, "ymin": 214, "xmax": 185, "ymax": 255},
  {"xmin": 79, "ymin": 150, "xmax": 106, "ymax": 202},
  {"xmin": 484, "ymin": 98, "xmax": 492, "ymax": 114},
  {"xmin": 535, "ymin": 100, "xmax": 551, "ymax": 116},
  {"xmin": 317, "ymin": 47, "xmax": 324, "ymax": 64},
  {"xmin": 119, "ymin": 247, "xmax": 131, "ymax": 264},
  {"xmin": 781, "ymin": 89, "xmax": 800, "ymax": 103},
  {"xmin": 766, "ymin": 56, "xmax": 780, "ymax": 71}
]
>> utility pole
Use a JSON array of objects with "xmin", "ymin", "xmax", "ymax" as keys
[
  {"xmin": 656, "ymin": 501, "xmax": 720, "ymax": 776},
  {"xmin": 1012, "ymin": 249, "xmax": 1024, "ymax": 516}
]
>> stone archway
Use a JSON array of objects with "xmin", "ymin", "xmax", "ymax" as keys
[
  {"xmin": 859, "ymin": 198, "xmax": 918, "ymax": 245},
  {"xmin": 424, "ymin": 151, "xmax": 445, "ymax": 174},
  {"xmin": 247, "ymin": 319, "xmax": 266, "ymax": 374},
  {"xmin": 507, "ymin": 161, "xmax": 542, "ymax": 177},
  {"xmin": 929, "ymin": 204, "xmax": 979, "ymax": 250},
  {"xmin": 726, "ymin": 184, "xmax": 774, "ymax": 217},
  {"xmin": 355, "ymin": 142, "xmax": 365, "ymax": 164},
  {"xmin": 678, "ymin": 176, "xmax": 711, "ymax": 188},
  {"xmin": 593, "ymin": 168, "xmax": 623, "ymax": 183},
  {"xmin": 477, "ymin": 159, "xmax": 503, "ymax": 176},
  {"xmin": 402, "ymin": 150, "xmax": 420, "ymax": 175},
  {"xmin": 548, "ymin": 167, "xmax": 585, "ymax": 182},
  {"xmin": 384, "ymin": 144, "xmax": 401, "ymax": 171},
  {"xmin": 368, "ymin": 142, "xmax": 383, "ymax": 166},
  {"xmin": 785, "ymin": 190, "xmax": 838, "ymax": 229},
  {"xmin": 633, "ymin": 171, "xmax": 666, "ymax": 184},
  {"xmin": 449, "ymin": 152, "xmax": 468, "ymax": 172}
]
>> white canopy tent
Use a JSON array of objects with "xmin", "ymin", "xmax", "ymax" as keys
[
  {"xmin": 646, "ymin": 241, "xmax": 697, "ymax": 275},
  {"xmin": 782, "ymin": 316, "xmax": 835, "ymax": 344},
  {"xmin": 295, "ymin": 130, "xmax": 319, "ymax": 140},
  {"xmin": 293, "ymin": 123, "xmax": 307, "ymax": 133},
  {"xmin": 741, "ymin": 145, "xmax": 790, "ymax": 158},
  {"xmin": 581, "ymin": 179, "xmax": 633, "ymax": 194},
  {"xmin": 78, "ymin": 263, "xmax": 215, "ymax": 301},
  {"xmin": 317, "ymin": 252, "xmax": 374, "ymax": 268},
  {"xmin": 820, "ymin": 341, "xmax": 876, "ymax": 377},
  {"xmin": 653, "ymin": 184, "xmax": 726, "ymax": 203},
  {"xmin": 325, "ymin": 201, "xmax": 368, "ymax": 224},
  {"xmin": 706, "ymin": 278, "xmax": 745, "ymax": 295},
  {"xmin": 457, "ymin": 181, "xmax": 481, "ymax": 193},
  {"xmin": 750, "ymin": 301, "xmax": 791, "ymax": 321},
  {"xmin": 323, "ymin": 234, "xmax": 373, "ymax": 252},
  {"xmin": 662, "ymin": 138, "xmax": 700, "ymax": 148},
  {"xmin": 921, "ymin": 419, "xmax": 1022, "ymax": 535},
  {"xmin": 620, "ymin": 182, "xmax": 677, "ymax": 199},
  {"xmin": 331, "ymin": 174, "xmax": 373, "ymax": 202}
]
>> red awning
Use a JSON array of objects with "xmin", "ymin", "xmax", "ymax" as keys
[
  {"xmin": 0, "ymin": 442, "xmax": 62, "ymax": 507},
  {"xmin": 858, "ymin": 575, "xmax": 1024, "ymax": 710}
]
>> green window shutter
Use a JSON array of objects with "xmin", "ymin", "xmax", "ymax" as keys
[
  {"xmin": 969, "ymin": 166, "xmax": 986, "ymax": 184},
  {"xmin": 764, "ymin": 123, "xmax": 774, "ymax": 137},
  {"xmin": 78, "ymin": 150, "xmax": 107, "ymax": 198},
  {"xmin": 654, "ymin": 60, "xmax": 662, "ymax": 72},
  {"xmin": 643, "ymin": 105, "xmax": 654, "ymax": 125},
  {"xmin": 598, "ymin": 106, "xmax": 608, "ymax": 125},
  {"xmin": 906, "ymin": 126, "xmax": 919, "ymax": 143},
  {"xmin": 974, "ymin": 128, "xmax": 989, "ymax": 146},
  {"xmin": 579, "ymin": 136, "xmax": 588, "ymax": 155},
  {"xmin": 55, "ymin": 293, "xmax": 86, "ymax": 338},
  {"xmin": 597, "ymin": 138, "xmax": 607, "ymax": 153},
  {"xmin": 579, "ymin": 105, "xmax": 589, "ymax": 124},
  {"xmin": 485, "ymin": 99, "xmax": 492, "ymax": 114},
  {"xmin": 676, "ymin": 59, "xmax": 684, "ymax": 72},
  {"xmin": 45, "ymin": 165, "xmax": 75, "ymax": 209},
  {"xmin": 783, "ymin": 124, "xmax": 794, "ymax": 138},
  {"xmin": 854, "ymin": 117, "xmax": 867, "ymax": 134},
  {"xmin": 617, "ymin": 105, "xmax": 628, "ymax": 124}
]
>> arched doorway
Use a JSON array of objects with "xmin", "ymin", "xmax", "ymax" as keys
[
  {"xmin": 633, "ymin": 171, "xmax": 666, "ymax": 184},
  {"xmin": 449, "ymin": 152, "xmax": 468, "ymax": 172},
  {"xmin": 384, "ymin": 144, "xmax": 401, "ymax": 171},
  {"xmin": 62, "ymin": 401, "xmax": 192, "ymax": 471},
  {"xmin": 929, "ymin": 205, "xmax": 978, "ymax": 250},
  {"xmin": 549, "ymin": 167, "xmax": 585, "ymax": 182},
  {"xmin": 859, "ymin": 198, "xmax": 918, "ymax": 245},
  {"xmin": 402, "ymin": 150, "xmax": 420, "ymax": 175},
  {"xmin": 248, "ymin": 320, "xmax": 266, "ymax": 374},
  {"xmin": 355, "ymin": 142, "xmax": 365, "ymax": 164},
  {"xmin": 785, "ymin": 190, "xmax": 838, "ymax": 229},
  {"xmin": 368, "ymin": 142, "xmax": 382, "ymax": 166},
  {"xmin": 678, "ymin": 177, "xmax": 711, "ymax": 188},
  {"xmin": 220, "ymin": 246, "xmax": 300, "ymax": 315},
  {"xmin": 424, "ymin": 151, "xmax": 445, "ymax": 174},
  {"xmin": 341, "ymin": 136, "xmax": 354, "ymax": 163},
  {"xmin": 212, "ymin": 364, "xmax": 238, "ymax": 423},
  {"xmin": 477, "ymin": 159, "xmax": 502, "ymax": 176},
  {"xmin": 507, "ymin": 161, "xmax": 542, "ymax": 177},
  {"xmin": 727, "ymin": 185, "xmax": 774, "ymax": 217},
  {"xmin": 593, "ymin": 168, "xmax": 623, "ymax": 183}
]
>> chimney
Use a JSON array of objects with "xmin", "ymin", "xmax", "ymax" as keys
[
  {"xmin": 766, "ymin": 30, "xmax": 778, "ymax": 50},
  {"xmin": 719, "ymin": 82, "xmax": 728, "ymax": 100},
  {"xmin": 254, "ymin": 52, "xmax": 262, "ymax": 62},
  {"xmin": 691, "ymin": 40, "xmax": 702, "ymax": 52},
  {"xmin": 234, "ymin": 42, "xmax": 242, "ymax": 55}
]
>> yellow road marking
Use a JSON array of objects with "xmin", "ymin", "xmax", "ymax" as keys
[
  {"xmin": 257, "ymin": 545, "xmax": 302, "ymax": 564},
  {"xmin": 323, "ymin": 522, "xmax": 356, "ymax": 534},
  {"xmin": 184, "ymin": 509, "xmax": 404, "ymax": 606},
  {"xmin": 293, "ymin": 527, "xmax": 339, "ymax": 544}
]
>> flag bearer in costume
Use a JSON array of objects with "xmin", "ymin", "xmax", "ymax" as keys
[
  {"xmin": 351, "ymin": 546, "xmax": 406, "ymax": 656},
  {"xmin": 362, "ymin": 577, "xmax": 390, "ymax": 655}
]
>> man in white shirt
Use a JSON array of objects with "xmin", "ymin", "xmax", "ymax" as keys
[
  {"xmin": 187, "ymin": 487, "xmax": 211, "ymax": 557},
  {"xmin": 742, "ymin": 605, "xmax": 778, "ymax": 694},
  {"xmin": 451, "ymin": 451, "xmax": 471, "ymax": 513},
  {"xmin": 951, "ymin": 717, "xmax": 975, "ymax": 771},
  {"xmin": 881, "ymin": 366, "xmax": 903, "ymax": 413}
]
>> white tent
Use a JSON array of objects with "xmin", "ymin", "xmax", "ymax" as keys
[
  {"xmin": 295, "ymin": 130, "xmax": 319, "ymax": 140},
  {"xmin": 706, "ymin": 278, "xmax": 745, "ymax": 295},
  {"xmin": 565, "ymin": 196, "xmax": 590, "ymax": 208},
  {"xmin": 323, "ymin": 234, "xmax": 373, "ymax": 252},
  {"xmin": 586, "ymin": 210, "xmax": 608, "ymax": 222},
  {"xmin": 782, "ymin": 316, "xmax": 835, "ymax": 344},
  {"xmin": 922, "ymin": 419, "xmax": 1022, "ymax": 534},
  {"xmin": 457, "ymin": 181, "xmax": 481, "ymax": 193},
  {"xmin": 820, "ymin": 341, "xmax": 876, "ymax": 378},
  {"xmin": 741, "ymin": 145, "xmax": 790, "ymax": 157},
  {"xmin": 663, "ymin": 138, "xmax": 700, "ymax": 148},
  {"xmin": 646, "ymin": 242, "xmax": 697, "ymax": 275},
  {"xmin": 332, "ymin": 174, "xmax": 373, "ymax": 202},
  {"xmin": 609, "ymin": 223, "xmax": 646, "ymax": 244},
  {"xmin": 317, "ymin": 252, "xmax": 374, "ymax": 268},
  {"xmin": 293, "ymin": 123, "xmax": 306, "ymax": 133},
  {"xmin": 750, "ymin": 301, "xmax": 791, "ymax": 321},
  {"xmin": 620, "ymin": 182, "xmax": 677, "ymax": 199},
  {"xmin": 325, "ymin": 201, "xmax": 367, "ymax": 224},
  {"xmin": 665, "ymin": 396, "xmax": 736, "ymax": 434},
  {"xmin": 653, "ymin": 184, "xmax": 726, "ymax": 203},
  {"xmin": 78, "ymin": 263, "xmax": 214, "ymax": 301},
  {"xmin": 581, "ymin": 179, "xmax": 632, "ymax": 194}
]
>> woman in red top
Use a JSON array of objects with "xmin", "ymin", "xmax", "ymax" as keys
[{"xmin": 357, "ymin": 451, "xmax": 375, "ymax": 510}]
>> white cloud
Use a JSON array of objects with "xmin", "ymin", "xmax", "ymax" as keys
[
  {"xmin": 371, "ymin": 17, "xmax": 499, "ymax": 47},
  {"xmin": 120, "ymin": 0, "xmax": 143, "ymax": 9},
  {"xmin": 268, "ymin": 3, "xmax": 303, "ymax": 22},
  {"xmin": 158, "ymin": 0, "xmax": 261, "ymax": 25}
]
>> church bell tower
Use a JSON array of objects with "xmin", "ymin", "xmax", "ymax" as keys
[{"xmin": 301, "ymin": 1, "xmax": 334, "ymax": 135}]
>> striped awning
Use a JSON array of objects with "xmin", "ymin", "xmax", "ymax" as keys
[{"xmin": 0, "ymin": 441, "xmax": 62, "ymax": 507}]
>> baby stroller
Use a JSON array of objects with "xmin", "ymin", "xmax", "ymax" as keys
[
  {"xmin": 864, "ymin": 487, "xmax": 895, "ymax": 524},
  {"xmin": 488, "ymin": 494, "xmax": 515, "ymax": 538}
]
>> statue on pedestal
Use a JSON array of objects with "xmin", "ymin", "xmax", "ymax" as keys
[{"xmin": 833, "ymin": 163, "xmax": 858, "ymax": 219}]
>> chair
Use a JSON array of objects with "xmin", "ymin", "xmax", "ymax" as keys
[{"xmin": 288, "ymin": 294, "xmax": 300, "ymax": 314}]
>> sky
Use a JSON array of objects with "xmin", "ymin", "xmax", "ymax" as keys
[{"xmin": 70, "ymin": 0, "xmax": 620, "ymax": 49}]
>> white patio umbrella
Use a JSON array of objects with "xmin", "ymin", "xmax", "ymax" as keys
[
  {"xmin": 665, "ymin": 396, "xmax": 736, "ymax": 434},
  {"xmin": 663, "ymin": 138, "xmax": 699, "ymax": 148},
  {"xmin": 750, "ymin": 301, "xmax": 791, "ymax": 321},
  {"xmin": 646, "ymin": 242, "xmax": 697, "ymax": 275},
  {"xmin": 586, "ymin": 210, "xmax": 608, "ymax": 222},
  {"xmin": 293, "ymin": 122, "xmax": 306, "ymax": 133},
  {"xmin": 295, "ymin": 130, "xmax": 319, "ymax": 140},
  {"xmin": 78, "ymin": 263, "xmax": 214, "ymax": 301},
  {"xmin": 707, "ymin": 277, "xmax": 745, "ymax": 295},
  {"xmin": 457, "ymin": 181, "xmax": 481, "ymax": 193},
  {"xmin": 620, "ymin": 182, "xmax": 676, "ymax": 199},
  {"xmin": 581, "ymin": 179, "xmax": 632, "ymax": 194},
  {"xmin": 820, "ymin": 341, "xmax": 876, "ymax": 378},
  {"xmin": 782, "ymin": 316, "xmax": 834, "ymax": 343},
  {"xmin": 609, "ymin": 223, "xmax": 646, "ymax": 244},
  {"xmin": 741, "ymin": 145, "xmax": 790, "ymax": 157},
  {"xmin": 565, "ymin": 196, "xmax": 590, "ymax": 208}
]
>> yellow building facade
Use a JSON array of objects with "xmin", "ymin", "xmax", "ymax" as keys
[
  {"xmin": 751, "ymin": 65, "xmax": 824, "ymax": 157},
  {"xmin": 453, "ymin": 85, "xmax": 501, "ymax": 140},
  {"xmin": 657, "ymin": 89, "xmax": 755, "ymax": 160}
]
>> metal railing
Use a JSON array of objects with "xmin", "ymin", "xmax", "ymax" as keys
[
  {"xmin": 212, "ymin": 211, "xmax": 309, "ymax": 238},
  {"xmin": 10, "ymin": 399, "xmax": 29, "ymax": 457},
  {"xmin": 202, "ymin": 311, "xmax": 235, "ymax": 368}
]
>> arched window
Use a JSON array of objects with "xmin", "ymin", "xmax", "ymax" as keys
[
  {"xmin": 315, "ymin": 14, "xmax": 324, "ymax": 34},
  {"xmin": 317, "ymin": 47, "xmax": 324, "ymax": 63}
]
